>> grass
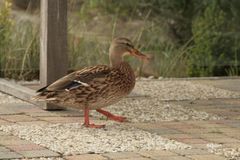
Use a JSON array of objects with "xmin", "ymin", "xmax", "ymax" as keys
[
  {"xmin": 0, "ymin": 19, "xmax": 39, "ymax": 80},
  {"xmin": 0, "ymin": 7, "xmax": 203, "ymax": 80},
  {"xmin": 67, "ymin": 10, "xmax": 191, "ymax": 78}
]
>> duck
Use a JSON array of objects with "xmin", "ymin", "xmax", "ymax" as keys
[{"xmin": 36, "ymin": 37, "xmax": 149, "ymax": 128}]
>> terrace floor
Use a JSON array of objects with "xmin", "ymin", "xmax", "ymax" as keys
[{"xmin": 0, "ymin": 78, "xmax": 240, "ymax": 160}]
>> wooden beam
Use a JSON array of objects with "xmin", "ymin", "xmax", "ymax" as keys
[
  {"xmin": 40, "ymin": 0, "xmax": 68, "ymax": 86},
  {"xmin": 0, "ymin": 79, "xmax": 64, "ymax": 110}
]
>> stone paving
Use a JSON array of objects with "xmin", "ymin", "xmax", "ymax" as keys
[{"xmin": 0, "ymin": 79, "xmax": 239, "ymax": 159}]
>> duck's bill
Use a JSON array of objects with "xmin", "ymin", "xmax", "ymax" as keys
[{"xmin": 129, "ymin": 48, "xmax": 149, "ymax": 60}]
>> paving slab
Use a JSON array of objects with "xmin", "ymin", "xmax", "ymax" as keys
[
  {"xmin": 120, "ymin": 158, "xmax": 151, "ymax": 160},
  {"xmin": 220, "ymin": 121, "xmax": 240, "ymax": 129},
  {"xmin": 128, "ymin": 123, "xmax": 183, "ymax": 135},
  {"xmin": 0, "ymin": 139, "xmax": 32, "ymax": 146},
  {"xmin": 0, "ymin": 119, "xmax": 11, "ymax": 125},
  {"xmin": 172, "ymin": 148, "xmax": 210, "ymax": 155},
  {"xmin": 37, "ymin": 116, "xmax": 83, "ymax": 123},
  {"xmin": 188, "ymin": 154, "xmax": 226, "ymax": 160},
  {"xmin": 0, "ymin": 146, "xmax": 10, "ymax": 152},
  {"xmin": 174, "ymin": 99, "xmax": 240, "ymax": 120},
  {"xmin": 65, "ymin": 154, "xmax": 107, "ymax": 160},
  {"xmin": 103, "ymin": 152, "xmax": 142, "ymax": 159},
  {"xmin": 218, "ymin": 128, "xmax": 240, "ymax": 135},
  {"xmin": 17, "ymin": 149, "xmax": 60, "ymax": 158},
  {"xmin": 0, "ymin": 151, "xmax": 23, "ymax": 159},
  {"xmin": 163, "ymin": 122, "xmax": 203, "ymax": 130},
  {"xmin": 163, "ymin": 133, "xmax": 199, "ymax": 140},
  {"xmin": 128, "ymin": 122, "xmax": 178, "ymax": 129},
  {"xmin": 0, "ymin": 135, "xmax": 22, "ymax": 141},
  {"xmin": 151, "ymin": 156, "xmax": 191, "ymax": 160},
  {"xmin": 207, "ymin": 137, "xmax": 240, "ymax": 144},
  {"xmin": 190, "ymin": 144, "xmax": 208, "ymax": 149},
  {"xmin": 22, "ymin": 107, "xmax": 49, "ymax": 113},
  {"xmin": 17, "ymin": 120, "xmax": 49, "ymax": 125},
  {"xmin": 223, "ymin": 143, "xmax": 240, "ymax": 148},
  {"xmin": 0, "ymin": 114, "xmax": 38, "ymax": 122},
  {"xmin": 0, "ymin": 135, "xmax": 32, "ymax": 146},
  {"xmin": 195, "ymin": 79, "xmax": 240, "ymax": 92},
  {"xmin": 176, "ymin": 138, "xmax": 209, "ymax": 144},
  {"xmin": 192, "ymin": 122, "xmax": 229, "ymax": 129},
  {"xmin": 0, "ymin": 103, "xmax": 37, "ymax": 115},
  {"xmin": 224, "ymin": 133, "xmax": 240, "ymax": 140},
  {"xmin": 148, "ymin": 128, "xmax": 183, "ymax": 135},
  {"xmin": 52, "ymin": 110, "xmax": 84, "ymax": 117},
  {"xmin": 197, "ymin": 133, "xmax": 229, "ymax": 139},
  {"xmin": 138, "ymin": 150, "xmax": 177, "ymax": 158},
  {"xmin": 25, "ymin": 111, "xmax": 60, "ymax": 117},
  {"xmin": 6, "ymin": 144, "xmax": 45, "ymax": 152}
]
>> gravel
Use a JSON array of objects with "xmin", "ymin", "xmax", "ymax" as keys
[
  {"xmin": 134, "ymin": 80, "xmax": 240, "ymax": 100},
  {"xmin": 92, "ymin": 98, "xmax": 222, "ymax": 123},
  {"xmin": 0, "ymin": 80, "xmax": 232, "ymax": 125},
  {"xmin": 2, "ymin": 80, "xmax": 239, "ymax": 104},
  {"xmin": 207, "ymin": 143, "xmax": 240, "ymax": 160},
  {"xmin": 0, "ymin": 123, "xmax": 191, "ymax": 155},
  {"xmin": 90, "ymin": 80, "xmax": 235, "ymax": 122},
  {"xmin": 1, "ymin": 80, "xmax": 231, "ymax": 122}
]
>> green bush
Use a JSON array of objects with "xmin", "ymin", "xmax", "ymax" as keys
[{"xmin": 189, "ymin": 0, "xmax": 240, "ymax": 76}]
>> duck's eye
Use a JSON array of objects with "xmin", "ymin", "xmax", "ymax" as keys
[{"xmin": 126, "ymin": 43, "xmax": 133, "ymax": 48}]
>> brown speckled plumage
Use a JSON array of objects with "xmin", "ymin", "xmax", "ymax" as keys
[
  {"xmin": 36, "ymin": 37, "xmax": 148, "ymax": 128},
  {"xmin": 38, "ymin": 62, "xmax": 135, "ymax": 109}
]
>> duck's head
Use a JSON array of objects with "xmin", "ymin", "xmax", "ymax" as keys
[{"xmin": 109, "ymin": 37, "xmax": 149, "ymax": 66}]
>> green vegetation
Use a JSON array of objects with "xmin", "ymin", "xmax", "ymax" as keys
[
  {"xmin": 0, "ymin": 0, "xmax": 39, "ymax": 80},
  {"xmin": 189, "ymin": 1, "xmax": 240, "ymax": 76},
  {"xmin": 0, "ymin": 0, "xmax": 240, "ymax": 80}
]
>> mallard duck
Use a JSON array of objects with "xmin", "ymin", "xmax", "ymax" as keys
[{"xmin": 36, "ymin": 37, "xmax": 148, "ymax": 128}]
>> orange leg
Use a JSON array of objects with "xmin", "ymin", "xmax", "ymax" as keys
[
  {"xmin": 83, "ymin": 108, "xmax": 105, "ymax": 128},
  {"xmin": 96, "ymin": 109, "xmax": 127, "ymax": 122}
]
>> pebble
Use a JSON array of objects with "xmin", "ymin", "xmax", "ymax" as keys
[
  {"xmin": 91, "ymin": 80, "xmax": 236, "ymax": 123},
  {"xmin": 0, "ymin": 123, "xmax": 191, "ymax": 155},
  {"xmin": 134, "ymin": 80, "xmax": 240, "ymax": 100},
  {"xmin": 92, "ymin": 99, "xmax": 222, "ymax": 123},
  {"xmin": 207, "ymin": 143, "xmax": 240, "ymax": 160}
]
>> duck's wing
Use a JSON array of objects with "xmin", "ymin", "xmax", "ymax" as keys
[{"xmin": 36, "ymin": 65, "xmax": 111, "ymax": 93}]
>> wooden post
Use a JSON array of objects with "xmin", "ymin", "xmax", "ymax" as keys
[
  {"xmin": 40, "ymin": 0, "xmax": 68, "ymax": 86},
  {"xmin": 40, "ymin": 0, "xmax": 68, "ymax": 110}
]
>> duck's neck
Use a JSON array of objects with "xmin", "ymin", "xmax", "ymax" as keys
[
  {"xmin": 116, "ymin": 61, "xmax": 136, "ymax": 93},
  {"xmin": 110, "ymin": 53, "xmax": 123, "ymax": 67}
]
